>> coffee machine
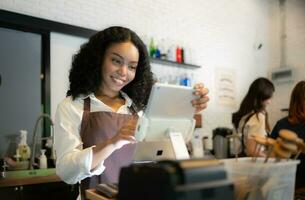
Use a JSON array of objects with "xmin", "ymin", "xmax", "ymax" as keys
[{"xmin": 118, "ymin": 159, "xmax": 234, "ymax": 200}]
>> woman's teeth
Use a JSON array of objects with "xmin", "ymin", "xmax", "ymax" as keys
[{"xmin": 112, "ymin": 77, "xmax": 124, "ymax": 85}]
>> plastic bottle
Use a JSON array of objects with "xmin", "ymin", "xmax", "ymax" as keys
[
  {"xmin": 167, "ymin": 45, "xmax": 176, "ymax": 61},
  {"xmin": 149, "ymin": 38, "xmax": 156, "ymax": 58},
  {"xmin": 180, "ymin": 73, "xmax": 191, "ymax": 86},
  {"xmin": 192, "ymin": 134, "xmax": 204, "ymax": 158},
  {"xmin": 17, "ymin": 130, "xmax": 31, "ymax": 161},
  {"xmin": 184, "ymin": 74, "xmax": 191, "ymax": 86},
  {"xmin": 39, "ymin": 149, "xmax": 47, "ymax": 169},
  {"xmin": 176, "ymin": 46, "xmax": 182, "ymax": 63},
  {"xmin": 155, "ymin": 46, "xmax": 161, "ymax": 58}
]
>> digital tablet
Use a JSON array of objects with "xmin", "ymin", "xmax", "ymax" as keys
[
  {"xmin": 145, "ymin": 83, "xmax": 196, "ymax": 119},
  {"xmin": 135, "ymin": 83, "xmax": 196, "ymax": 142}
]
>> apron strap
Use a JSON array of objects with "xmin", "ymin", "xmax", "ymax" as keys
[
  {"xmin": 84, "ymin": 97, "xmax": 91, "ymax": 112},
  {"xmin": 129, "ymin": 102, "xmax": 139, "ymax": 116},
  {"xmin": 80, "ymin": 97, "xmax": 91, "ymax": 139}
]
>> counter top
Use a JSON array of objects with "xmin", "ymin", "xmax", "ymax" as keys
[
  {"xmin": 0, "ymin": 174, "xmax": 61, "ymax": 187},
  {"xmin": 86, "ymin": 189, "xmax": 116, "ymax": 200}
]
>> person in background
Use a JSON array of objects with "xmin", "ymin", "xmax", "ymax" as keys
[
  {"xmin": 271, "ymin": 81, "xmax": 305, "ymax": 189},
  {"xmin": 232, "ymin": 77, "xmax": 275, "ymax": 157},
  {"xmin": 54, "ymin": 26, "xmax": 209, "ymax": 200}
]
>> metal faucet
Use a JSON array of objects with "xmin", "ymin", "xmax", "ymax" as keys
[
  {"xmin": 1, "ymin": 161, "xmax": 8, "ymax": 179},
  {"xmin": 28, "ymin": 114, "xmax": 55, "ymax": 170}
]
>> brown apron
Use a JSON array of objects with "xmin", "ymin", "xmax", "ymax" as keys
[{"xmin": 80, "ymin": 97, "xmax": 137, "ymax": 199}]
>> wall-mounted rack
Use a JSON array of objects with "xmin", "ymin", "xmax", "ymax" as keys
[{"xmin": 150, "ymin": 58, "xmax": 201, "ymax": 69}]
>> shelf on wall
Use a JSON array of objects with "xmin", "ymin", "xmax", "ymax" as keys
[{"xmin": 150, "ymin": 58, "xmax": 201, "ymax": 69}]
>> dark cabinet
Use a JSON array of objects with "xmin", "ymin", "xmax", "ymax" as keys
[
  {"xmin": 0, "ymin": 182, "xmax": 78, "ymax": 200},
  {"xmin": 1, "ymin": 186, "xmax": 21, "ymax": 200}
]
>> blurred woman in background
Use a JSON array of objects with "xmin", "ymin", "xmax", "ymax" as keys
[
  {"xmin": 271, "ymin": 80, "xmax": 305, "ymax": 189},
  {"xmin": 232, "ymin": 77, "xmax": 275, "ymax": 156}
]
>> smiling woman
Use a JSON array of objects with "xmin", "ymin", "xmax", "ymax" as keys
[
  {"xmin": 66, "ymin": 26, "xmax": 154, "ymax": 111},
  {"xmin": 98, "ymin": 42, "xmax": 139, "ymax": 101},
  {"xmin": 53, "ymin": 26, "xmax": 209, "ymax": 200},
  {"xmin": 54, "ymin": 26, "xmax": 155, "ymax": 200}
]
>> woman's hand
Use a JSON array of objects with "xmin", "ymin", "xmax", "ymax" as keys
[
  {"xmin": 191, "ymin": 83, "xmax": 209, "ymax": 113},
  {"xmin": 91, "ymin": 117, "xmax": 138, "ymax": 170},
  {"xmin": 109, "ymin": 117, "xmax": 138, "ymax": 150}
]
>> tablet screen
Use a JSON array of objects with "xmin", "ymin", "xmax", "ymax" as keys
[{"xmin": 145, "ymin": 83, "xmax": 196, "ymax": 119}]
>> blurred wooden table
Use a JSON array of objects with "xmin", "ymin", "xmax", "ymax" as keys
[
  {"xmin": 86, "ymin": 189, "xmax": 116, "ymax": 200},
  {"xmin": 0, "ymin": 174, "xmax": 61, "ymax": 187}
]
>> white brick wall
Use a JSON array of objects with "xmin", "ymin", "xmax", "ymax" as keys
[
  {"xmin": 1, "ymin": 0, "xmax": 305, "ymax": 147},
  {"xmin": 268, "ymin": 0, "xmax": 305, "ymax": 128}
]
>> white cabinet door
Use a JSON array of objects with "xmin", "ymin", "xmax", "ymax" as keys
[{"xmin": 50, "ymin": 32, "xmax": 87, "ymax": 119}]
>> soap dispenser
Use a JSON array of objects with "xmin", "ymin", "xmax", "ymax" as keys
[
  {"xmin": 17, "ymin": 130, "xmax": 31, "ymax": 161},
  {"xmin": 39, "ymin": 149, "xmax": 47, "ymax": 169}
]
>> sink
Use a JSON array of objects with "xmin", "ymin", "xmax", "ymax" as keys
[{"xmin": 5, "ymin": 168, "xmax": 56, "ymax": 179}]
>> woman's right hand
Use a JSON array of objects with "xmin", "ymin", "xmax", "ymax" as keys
[
  {"xmin": 91, "ymin": 117, "xmax": 138, "ymax": 170},
  {"xmin": 109, "ymin": 117, "xmax": 138, "ymax": 150}
]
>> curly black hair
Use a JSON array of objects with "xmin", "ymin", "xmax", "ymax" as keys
[{"xmin": 67, "ymin": 26, "xmax": 155, "ymax": 111}]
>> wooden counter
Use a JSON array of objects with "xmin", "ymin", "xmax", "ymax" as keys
[
  {"xmin": 0, "ymin": 174, "xmax": 61, "ymax": 187},
  {"xmin": 86, "ymin": 189, "xmax": 116, "ymax": 200}
]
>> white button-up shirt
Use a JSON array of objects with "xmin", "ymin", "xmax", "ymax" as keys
[
  {"xmin": 238, "ymin": 112, "xmax": 267, "ymax": 152},
  {"xmin": 54, "ymin": 92, "xmax": 134, "ymax": 184}
]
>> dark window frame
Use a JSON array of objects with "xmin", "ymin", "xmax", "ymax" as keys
[{"xmin": 0, "ymin": 9, "xmax": 97, "ymax": 136}]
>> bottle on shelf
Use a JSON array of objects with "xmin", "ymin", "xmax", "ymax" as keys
[
  {"xmin": 149, "ymin": 38, "xmax": 156, "ymax": 58},
  {"xmin": 180, "ymin": 73, "xmax": 191, "ymax": 86},
  {"xmin": 167, "ymin": 45, "xmax": 176, "ymax": 61},
  {"xmin": 155, "ymin": 45, "xmax": 161, "ymax": 58},
  {"xmin": 176, "ymin": 46, "xmax": 182, "ymax": 63}
]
